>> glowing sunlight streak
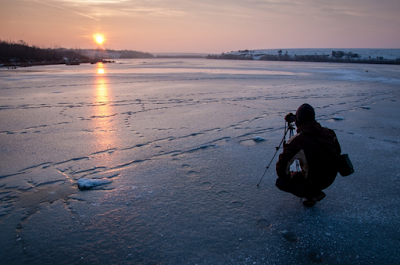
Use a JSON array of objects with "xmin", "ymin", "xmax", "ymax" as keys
[{"xmin": 93, "ymin": 63, "xmax": 116, "ymax": 151}]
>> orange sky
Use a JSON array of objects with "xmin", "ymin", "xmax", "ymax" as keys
[{"xmin": 1, "ymin": 0, "xmax": 399, "ymax": 53}]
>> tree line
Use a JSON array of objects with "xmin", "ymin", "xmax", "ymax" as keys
[
  {"xmin": 113, "ymin": 49, "xmax": 154, "ymax": 59},
  {"xmin": 0, "ymin": 40, "xmax": 156, "ymax": 67},
  {"xmin": 0, "ymin": 40, "xmax": 90, "ymax": 66}
]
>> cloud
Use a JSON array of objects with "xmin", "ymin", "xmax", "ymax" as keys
[
  {"xmin": 120, "ymin": 7, "xmax": 187, "ymax": 17},
  {"xmin": 320, "ymin": 6, "xmax": 366, "ymax": 18},
  {"xmin": 31, "ymin": 0, "xmax": 101, "ymax": 20},
  {"xmin": 59, "ymin": 0, "xmax": 130, "ymax": 3},
  {"xmin": 45, "ymin": 0, "xmax": 189, "ymax": 18},
  {"xmin": 243, "ymin": 0, "xmax": 388, "ymax": 19}
]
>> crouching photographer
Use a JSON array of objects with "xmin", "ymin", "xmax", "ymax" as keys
[{"xmin": 275, "ymin": 103, "xmax": 342, "ymax": 207}]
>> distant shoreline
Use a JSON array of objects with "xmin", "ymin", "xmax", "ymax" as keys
[
  {"xmin": 3, "ymin": 45, "xmax": 400, "ymax": 69},
  {"xmin": 207, "ymin": 56, "xmax": 400, "ymax": 65},
  {"xmin": 0, "ymin": 59, "xmax": 115, "ymax": 69},
  {"xmin": 207, "ymin": 49, "xmax": 400, "ymax": 65}
]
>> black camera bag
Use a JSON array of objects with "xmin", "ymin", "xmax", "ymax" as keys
[{"xmin": 338, "ymin": 154, "xmax": 354, "ymax": 176}]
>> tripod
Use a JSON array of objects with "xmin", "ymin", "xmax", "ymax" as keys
[{"xmin": 256, "ymin": 120, "xmax": 298, "ymax": 187}]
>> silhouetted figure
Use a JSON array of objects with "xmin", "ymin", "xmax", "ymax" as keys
[{"xmin": 276, "ymin": 104, "xmax": 341, "ymax": 206}]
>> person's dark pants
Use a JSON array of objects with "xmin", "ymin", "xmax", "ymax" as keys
[{"xmin": 275, "ymin": 174, "xmax": 321, "ymax": 199}]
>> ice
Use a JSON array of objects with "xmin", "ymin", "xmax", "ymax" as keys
[
  {"xmin": 1, "ymin": 59, "xmax": 400, "ymax": 264},
  {"xmin": 252, "ymin": 136, "xmax": 266, "ymax": 142},
  {"xmin": 77, "ymin": 178, "xmax": 112, "ymax": 190},
  {"xmin": 333, "ymin": 116, "xmax": 345, "ymax": 120}
]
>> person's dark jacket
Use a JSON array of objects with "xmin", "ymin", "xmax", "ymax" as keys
[{"xmin": 276, "ymin": 120, "xmax": 341, "ymax": 190}]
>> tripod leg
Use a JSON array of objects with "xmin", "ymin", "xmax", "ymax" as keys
[{"xmin": 257, "ymin": 127, "xmax": 291, "ymax": 186}]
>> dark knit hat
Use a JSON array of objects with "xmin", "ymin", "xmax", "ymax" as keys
[{"xmin": 295, "ymin": 103, "xmax": 315, "ymax": 126}]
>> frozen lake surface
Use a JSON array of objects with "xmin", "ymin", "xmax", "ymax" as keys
[{"xmin": 1, "ymin": 59, "xmax": 400, "ymax": 264}]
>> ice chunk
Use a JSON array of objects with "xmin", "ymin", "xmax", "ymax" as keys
[
  {"xmin": 253, "ymin": 136, "xmax": 266, "ymax": 142},
  {"xmin": 77, "ymin": 178, "xmax": 112, "ymax": 190},
  {"xmin": 333, "ymin": 116, "xmax": 344, "ymax": 120}
]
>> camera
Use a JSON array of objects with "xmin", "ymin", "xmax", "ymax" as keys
[{"xmin": 285, "ymin": 113, "xmax": 296, "ymax": 123}]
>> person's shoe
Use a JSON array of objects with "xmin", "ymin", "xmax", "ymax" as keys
[{"xmin": 303, "ymin": 191, "xmax": 326, "ymax": 207}]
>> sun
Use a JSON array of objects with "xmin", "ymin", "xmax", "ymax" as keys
[{"xmin": 93, "ymin": 34, "xmax": 105, "ymax": 45}]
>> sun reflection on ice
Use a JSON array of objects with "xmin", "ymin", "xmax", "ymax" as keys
[
  {"xmin": 93, "ymin": 63, "xmax": 116, "ymax": 152},
  {"xmin": 97, "ymin": 67, "xmax": 105, "ymax": 75},
  {"xmin": 96, "ymin": 64, "xmax": 108, "ymax": 103}
]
